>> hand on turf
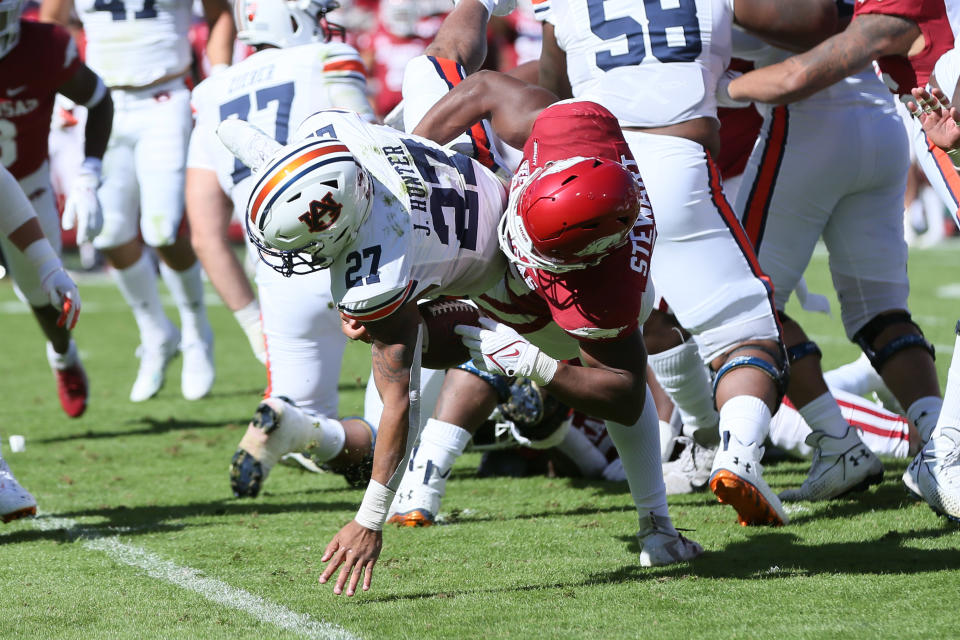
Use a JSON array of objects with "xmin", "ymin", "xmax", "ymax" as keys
[
  {"xmin": 319, "ymin": 520, "xmax": 382, "ymax": 596},
  {"xmin": 907, "ymin": 87, "xmax": 960, "ymax": 153}
]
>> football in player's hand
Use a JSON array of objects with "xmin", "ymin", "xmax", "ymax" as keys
[{"xmin": 419, "ymin": 299, "xmax": 480, "ymax": 370}]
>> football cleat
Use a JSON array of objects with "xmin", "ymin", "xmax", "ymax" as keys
[
  {"xmin": 637, "ymin": 513, "xmax": 703, "ymax": 567},
  {"xmin": 47, "ymin": 341, "xmax": 88, "ymax": 418},
  {"xmin": 387, "ymin": 508, "xmax": 438, "ymax": 528},
  {"xmin": 129, "ymin": 326, "xmax": 180, "ymax": 403},
  {"xmin": 779, "ymin": 427, "xmax": 883, "ymax": 502},
  {"xmin": 0, "ymin": 458, "xmax": 37, "ymax": 523},
  {"xmin": 181, "ymin": 326, "xmax": 215, "ymax": 401},
  {"xmin": 709, "ymin": 431, "xmax": 788, "ymax": 526},
  {"xmin": 902, "ymin": 450, "xmax": 923, "ymax": 500},
  {"xmin": 917, "ymin": 427, "xmax": 960, "ymax": 522},
  {"xmin": 230, "ymin": 397, "xmax": 323, "ymax": 498},
  {"xmin": 662, "ymin": 436, "xmax": 716, "ymax": 495}
]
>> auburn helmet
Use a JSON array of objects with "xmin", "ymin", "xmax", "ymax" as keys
[
  {"xmin": 244, "ymin": 137, "xmax": 373, "ymax": 276},
  {"xmin": 235, "ymin": 0, "xmax": 343, "ymax": 48},
  {"xmin": 499, "ymin": 156, "xmax": 647, "ymax": 272}
]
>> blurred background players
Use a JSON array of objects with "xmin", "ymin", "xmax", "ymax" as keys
[
  {"xmin": 0, "ymin": 0, "xmax": 111, "ymax": 418},
  {"xmin": 40, "ymin": 0, "xmax": 234, "ymax": 403},
  {"xmin": 0, "ymin": 163, "xmax": 82, "ymax": 522},
  {"xmin": 186, "ymin": 0, "xmax": 380, "ymax": 494}
]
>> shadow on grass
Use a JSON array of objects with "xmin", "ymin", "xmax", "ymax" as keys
[{"xmin": 34, "ymin": 415, "xmax": 253, "ymax": 443}]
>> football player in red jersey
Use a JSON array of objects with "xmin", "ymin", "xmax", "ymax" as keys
[
  {"xmin": 0, "ymin": 163, "xmax": 83, "ymax": 521},
  {"xmin": 726, "ymin": 0, "xmax": 960, "ymax": 522},
  {"xmin": 0, "ymin": 0, "xmax": 112, "ymax": 418}
]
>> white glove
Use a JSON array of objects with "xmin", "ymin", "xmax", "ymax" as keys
[
  {"xmin": 24, "ymin": 239, "xmax": 81, "ymax": 330},
  {"xmin": 716, "ymin": 69, "xmax": 752, "ymax": 109},
  {"xmin": 457, "ymin": 0, "xmax": 516, "ymax": 17},
  {"xmin": 62, "ymin": 159, "xmax": 103, "ymax": 244},
  {"xmin": 454, "ymin": 317, "xmax": 558, "ymax": 385}
]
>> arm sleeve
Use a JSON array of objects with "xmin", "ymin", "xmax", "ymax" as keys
[
  {"xmin": 314, "ymin": 43, "xmax": 376, "ymax": 123},
  {"xmin": 0, "ymin": 167, "xmax": 39, "ymax": 238},
  {"xmin": 50, "ymin": 25, "xmax": 83, "ymax": 87}
]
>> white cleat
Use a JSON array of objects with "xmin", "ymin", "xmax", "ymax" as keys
[
  {"xmin": 181, "ymin": 327, "xmax": 215, "ymax": 401},
  {"xmin": 709, "ymin": 432, "xmax": 788, "ymax": 526},
  {"xmin": 637, "ymin": 513, "xmax": 703, "ymax": 567},
  {"xmin": 780, "ymin": 427, "xmax": 883, "ymax": 502},
  {"xmin": 902, "ymin": 450, "xmax": 923, "ymax": 500},
  {"xmin": 129, "ymin": 328, "xmax": 180, "ymax": 403},
  {"xmin": 386, "ymin": 447, "xmax": 446, "ymax": 527},
  {"xmin": 0, "ymin": 458, "xmax": 37, "ymax": 523},
  {"xmin": 916, "ymin": 427, "xmax": 960, "ymax": 523},
  {"xmin": 663, "ymin": 436, "xmax": 717, "ymax": 495},
  {"xmin": 230, "ymin": 397, "xmax": 318, "ymax": 498}
]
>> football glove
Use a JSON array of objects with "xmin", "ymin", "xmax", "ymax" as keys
[
  {"xmin": 455, "ymin": 317, "xmax": 557, "ymax": 386},
  {"xmin": 62, "ymin": 160, "xmax": 103, "ymax": 245}
]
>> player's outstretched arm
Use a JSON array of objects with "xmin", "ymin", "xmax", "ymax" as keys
[
  {"xmin": 320, "ymin": 302, "xmax": 422, "ymax": 596},
  {"xmin": 412, "ymin": 70, "xmax": 556, "ymax": 150},
  {"xmin": 727, "ymin": 14, "xmax": 920, "ymax": 104}
]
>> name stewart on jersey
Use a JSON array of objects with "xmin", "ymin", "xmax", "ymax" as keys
[
  {"xmin": 381, "ymin": 145, "xmax": 428, "ymax": 214},
  {"xmin": 0, "ymin": 99, "xmax": 39, "ymax": 118}
]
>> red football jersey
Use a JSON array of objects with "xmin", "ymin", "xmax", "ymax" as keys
[
  {"xmin": 854, "ymin": 0, "xmax": 955, "ymax": 94},
  {"xmin": 0, "ymin": 21, "xmax": 81, "ymax": 179},
  {"xmin": 480, "ymin": 101, "xmax": 655, "ymax": 343}
]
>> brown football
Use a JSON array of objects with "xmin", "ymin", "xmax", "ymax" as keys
[{"xmin": 418, "ymin": 299, "xmax": 480, "ymax": 370}]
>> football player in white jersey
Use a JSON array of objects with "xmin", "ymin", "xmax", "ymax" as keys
[
  {"xmin": 522, "ymin": 0, "xmax": 888, "ymax": 527},
  {"xmin": 40, "ymin": 0, "xmax": 235, "ymax": 402},
  {"xmin": 216, "ymin": 108, "xmax": 509, "ymax": 595},
  {"xmin": 187, "ymin": 0, "xmax": 381, "ymax": 496},
  {"xmin": 727, "ymin": 13, "xmax": 942, "ymax": 503}
]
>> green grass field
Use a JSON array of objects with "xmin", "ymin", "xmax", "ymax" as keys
[{"xmin": 2, "ymin": 243, "xmax": 960, "ymax": 639}]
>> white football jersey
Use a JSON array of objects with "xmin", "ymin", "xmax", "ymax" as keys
[
  {"xmin": 188, "ymin": 42, "xmax": 372, "ymax": 216},
  {"xmin": 537, "ymin": 0, "xmax": 734, "ymax": 126},
  {"xmin": 76, "ymin": 0, "xmax": 192, "ymax": 87},
  {"xmin": 292, "ymin": 110, "xmax": 508, "ymax": 321}
]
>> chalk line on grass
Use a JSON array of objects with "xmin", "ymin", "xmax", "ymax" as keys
[{"xmin": 32, "ymin": 515, "xmax": 359, "ymax": 640}]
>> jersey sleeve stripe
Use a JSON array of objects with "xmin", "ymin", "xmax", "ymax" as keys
[
  {"xmin": 323, "ymin": 59, "xmax": 367, "ymax": 75},
  {"xmin": 249, "ymin": 144, "xmax": 350, "ymax": 225},
  {"xmin": 341, "ymin": 280, "xmax": 420, "ymax": 322}
]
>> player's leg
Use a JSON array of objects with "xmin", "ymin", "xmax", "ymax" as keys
[
  {"xmin": 231, "ymin": 265, "xmax": 360, "ymax": 497},
  {"xmin": 0, "ymin": 438, "xmax": 35, "ymax": 523},
  {"xmin": 628, "ymin": 130, "xmax": 787, "ymax": 526},
  {"xmin": 136, "ymin": 85, "xmax": 214, "ymax": 400},
  {"xmin": 387, "ymin": 365, "xmax": 503, "ymax": 526},
  {"xmin": 4, "ymin": 165, "xmax": 89, "ymax": 417},
  {"xmin": 605, "ymin": 385, "xmax": 703, "ymax": 565},
  {"xmin": 94, "ymin": 97, "xmax": 179, "ymax": 402},
  {"xmin": 184, "ymin": 166, "xmax": 264, "ymax": 363}
]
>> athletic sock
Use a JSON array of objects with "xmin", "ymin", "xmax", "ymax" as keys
[
  {"xmin": 648, "ymin": 340, "xmax": 719, "ymax": 436},
  {"xmin": 604, "ymin": 387, "xmax": 671, "ymax": 523},
  {"xmin": 305, "ymin": 415, "xmax": 348, "ymax": 462},
  {"xmin": 46, "ymin": 339, "xmax": 79, "ymax": 370},
  {"xmin": 112, "ymin": 252, "xmax": 172, "ymax": 346},
  {"xmin": 159, "ymin": 261, "xmax": 209, "ymax": 346},
  {"xmin": 718, "ymin": 395, "xmax": 771, "ymax": 447},
  {"xmin": 930, "ymin": 334, "xmax": 960, "ymax": 453},
  {"xmin": 797, "ymin": 392, "xmax": 850, "ymax": 440},
  {"xmin": 906, "ymin": 396, "xmax": 943, "ymax": 443},
  {"xmin": 405, "ymin": 418, "xmax": 473, "ymax": 496}
]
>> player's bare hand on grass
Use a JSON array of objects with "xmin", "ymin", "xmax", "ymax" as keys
[
  {"xmin": 319, "ymin": 520, "xmax": 382, "ymax": 596},
  {"xmin": 908, "ymin": 87, "xmax": 960, "ymax": 152}
]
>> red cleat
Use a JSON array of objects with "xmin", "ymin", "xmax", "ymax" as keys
[{"xmin": 55, "ymin": 363, "xmax": 88, "ymax": 418}]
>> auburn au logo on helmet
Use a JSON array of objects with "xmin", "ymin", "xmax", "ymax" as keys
[{"xmin": 299, "ymin": 193, "xmax": 343, "ymax": 232}]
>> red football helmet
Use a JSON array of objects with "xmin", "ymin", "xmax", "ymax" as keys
[{"xmin": 500, "ymin": 156, "xmax": 647, "ymax": 272}]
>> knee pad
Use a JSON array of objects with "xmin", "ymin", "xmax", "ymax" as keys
[
  {"xmin": 712, "ymin": 344, "xmax": 789, "ymax": 410},
  {"xmin": 786, "ymin": 340, "xmax": 822, "ymax": 364},
  {"xmin": 853, "ymin": 312, "xmax": 935, "ymax": 374},
  {"xmin": 456, "ymin": 361, "xmax": 513, "ymax": 403}
]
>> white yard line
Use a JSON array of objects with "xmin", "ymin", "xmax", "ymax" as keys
[{"xmin": 32, "ymin": 516, "xmax": 359, "ymax": 640}]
